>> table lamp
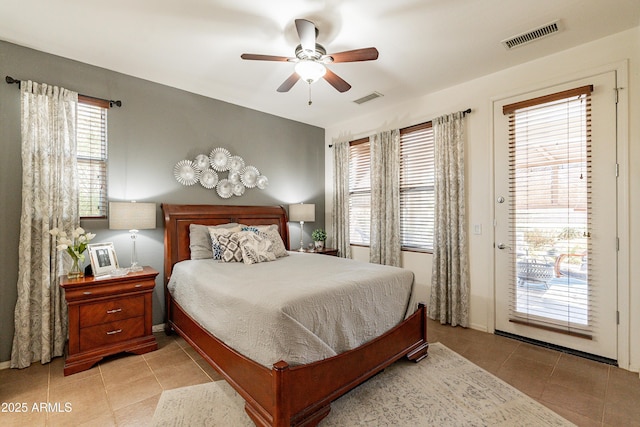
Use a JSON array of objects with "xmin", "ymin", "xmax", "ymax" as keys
[
  {"xmin": 288, "ymin": 203, "xmax": 315, "ymax": 252},
  {"xmin": 109, "ymin": 201, "xmax": 156, "ymax": 271}
]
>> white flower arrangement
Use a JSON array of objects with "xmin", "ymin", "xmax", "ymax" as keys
[{"xmin": 49, "ymin": 226, "xmax": 96, "ymax": 263}]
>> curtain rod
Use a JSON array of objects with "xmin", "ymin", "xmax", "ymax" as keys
[
  {"xmin": 5, "ymin": 75, "xmax": 122, "ymax": 108},
  {"xmin": 328, "ymin": 108, "xmax": 472, "ymax": 147}
]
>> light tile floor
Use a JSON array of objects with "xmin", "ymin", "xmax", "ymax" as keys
[{"xmin": 1, "ymin": 320, "xmax": 638, "ymax": 426}]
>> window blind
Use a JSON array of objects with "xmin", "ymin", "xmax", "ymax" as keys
[
  {"xmin": 400, "ymin": 124, "xmax": 435, "ymax": 250},
  {"xmin": 504, "ymin": 85, "xmax": 593, "ymax": 337},
  {"xmin": 347, "ymin": 124, "xmax": 436, "ymax": 251},
  {"xmin": 349, "ymin": 139, "xmax": 371, "ymax": 245},
  {"xmin": 77, "ymin": 99, "xmax": 108, "ymax": 218}
]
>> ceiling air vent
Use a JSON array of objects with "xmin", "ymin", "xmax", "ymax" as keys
[
  {"xmin": 353, "ymin": 91, "xmax": 383, "ymax": 105},
  {"xmin": 501, "ymin": 20, "xmax": 561, "ymax": 50}
]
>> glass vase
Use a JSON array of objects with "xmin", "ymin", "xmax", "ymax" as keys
[{"xmin": 68, "ymin": 257, "xmax": 84, "ymax": 280}]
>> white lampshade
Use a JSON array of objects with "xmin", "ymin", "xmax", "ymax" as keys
[
  {"xmin": 109, "ymin": 201, "xmax": 156, "ymax": 231},
  {"xmin": 289, "ymin": 203, "xmax": 315, "ymax": 222},
  {"xmin": 295, "ymin": 60, "xmax": 326, "ymax": 83}
]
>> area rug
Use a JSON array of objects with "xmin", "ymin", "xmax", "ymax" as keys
[{"xmin": 152, "ymin": 342, "xmax": 573, "ymax": 426}]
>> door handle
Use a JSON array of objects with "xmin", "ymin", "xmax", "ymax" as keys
[{"xmin": 496, "ymin": 243, "xmax": 509, "ymax": 250}]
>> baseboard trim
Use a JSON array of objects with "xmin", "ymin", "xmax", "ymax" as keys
[
  {"xmin": 469, "ymin": 322, "xmax": 488, "ymax": 333},
  {"xmin": 1, "ymin": 324, "xmax": 167, "ymax": 370}
]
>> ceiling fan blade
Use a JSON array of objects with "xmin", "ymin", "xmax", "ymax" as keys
[
  {"xmin": 277, "ymin": 73, "xmax": 301, "ymax": 92},
  {"xmin": 328, "ymin": 47, "xmax": 379, "ymax": 63},
  {"xmin": 241, "ymin": 53, "xmax": 292, "ymax": 62},
  {"xmin": 295, "ymin": 19, "xmax": 317, "ymax": 54},
  {"xmin": 323, "ymin": 68, "xmax": 351, "ymax": 93}
]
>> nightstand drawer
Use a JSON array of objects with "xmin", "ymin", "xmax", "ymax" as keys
[
  {"xmin": 79, "ymin": 296, "xmax": 145, "ymax": 328},
  {"xmin": 65, "ymin": 280, "xmax": 153, "ymax": 301},
  {"xmin": 80, "ymin": 317, "xmax": 144, "ymax": 351}
]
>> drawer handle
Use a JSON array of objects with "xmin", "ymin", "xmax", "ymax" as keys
[
  {"xmin": 106, "ymin": 308, "xmax": 122, "ymax": 314},
  {"xmin": 83, "ymin": 291, "xmax": 92, "ymax": 295},
  {"xmin": 134, "ymin": 284, "xmax": 142, "ymax": 288},
  {"xmin": 106, "ymin": 329, "xmax": 122, "ymax": 335}
]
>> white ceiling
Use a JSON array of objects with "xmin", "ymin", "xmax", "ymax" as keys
[{"xmin": 2, "ymin": 0, "xmax": 638, "ymax": 128}]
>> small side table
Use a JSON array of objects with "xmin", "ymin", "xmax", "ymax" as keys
[
  {"xmin": 305, "ymin": 247, "xmax": 339, "ymax": 256},
  {"xmin": 60, "ymin": 266, "xmax": 158, "ymax": 376}
]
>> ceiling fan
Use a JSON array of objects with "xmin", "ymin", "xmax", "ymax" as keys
[{"xmin": 241, "ymin": 19, "xmax": 378, "ymax": 98}]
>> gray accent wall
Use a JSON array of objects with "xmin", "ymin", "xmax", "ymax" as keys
[{"xmin": 0, "ymin": 41, "xmax": 325, "ymax": 363}]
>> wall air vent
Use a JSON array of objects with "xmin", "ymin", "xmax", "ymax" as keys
[
  {"xmin": 353, "ymin": 91, "xmax": 383, "ymax": 105},
  {"xmin": 501, "ymin": 20, "xmax": 561, "ymax": 50}
]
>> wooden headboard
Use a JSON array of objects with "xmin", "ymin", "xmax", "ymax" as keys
[{"xmin": 161, "ymin": 204, "xmax": 290, "ymax": 284}]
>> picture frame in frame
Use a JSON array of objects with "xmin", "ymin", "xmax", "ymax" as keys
[{"xmin": 88, "ymin": 242, "xmax": 119, "ymax": 277}]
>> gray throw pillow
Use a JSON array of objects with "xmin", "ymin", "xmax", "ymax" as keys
[{"xmin": 189, "ymin": 223, "xmax": 239, "ymax": 259}]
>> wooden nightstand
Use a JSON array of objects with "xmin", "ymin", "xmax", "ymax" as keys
[
  {"xmin": 305, "ymin": 247, "xmax": 338, "ymax": 256},
  {"xmin": 60, "ymin": 266, "xmax": 158, "ymax": 376}
]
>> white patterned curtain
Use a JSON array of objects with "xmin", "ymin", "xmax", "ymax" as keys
[
  {"xmin": 429, "ymin": 112, "xmax": 470, "ymax": 327},
  {"xmin": 332, "ymin": 140, "xmax": 351, "ymax": 258},
  {"xmin": 11, "ymin": 81, "xmax": 78, "ymax": 368},
  {"xmin": 370, "ymin": 129, "xmax": 400, "ymax": 266}
]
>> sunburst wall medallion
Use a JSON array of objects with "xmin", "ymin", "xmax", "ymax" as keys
[{"xmin": 173, "ymin": 148, "xmax": 268, "ymax": 198}]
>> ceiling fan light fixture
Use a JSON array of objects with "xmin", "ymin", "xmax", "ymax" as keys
[
  {"xmin": 241, "ymin": 18, "xmax": 377, "ymax": 94},
  {"xmin": 295, "ymin": 60, "xmax": 326, "ymax": 83}
]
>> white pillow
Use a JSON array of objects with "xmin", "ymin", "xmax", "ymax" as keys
[
  {"xmin": 240, "ymin": 224, "xmax": 288, "ymax": 258},
  {"xmin": 238, "ymin": 231, "xmax": 277, "ymax": 264}
]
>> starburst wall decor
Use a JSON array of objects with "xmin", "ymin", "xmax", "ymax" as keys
[{"xmin": 173, "ymin": 148, "xmax": 268, "ymax": 198}]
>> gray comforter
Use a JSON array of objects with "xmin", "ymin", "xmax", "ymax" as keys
[{"xmin": 168, "ymin": 252, "xmax": 416, "ymax": 367}]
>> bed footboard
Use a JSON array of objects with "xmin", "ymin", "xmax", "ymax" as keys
[{"xmin": 169, "ymin": 297, "xmax": 428, "ymax": 427}]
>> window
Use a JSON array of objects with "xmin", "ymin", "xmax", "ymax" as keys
[
  {"xmin": 348, "ymin": 123, "xmax": 435, "ymax": 251},
  {"xmin": 77, "ymin": 96, "xmax": 108, "ymax": 218},
  {"xmin": 348, "ymin": 139, "xmax": 371, "ymax": 245},
  {"xmin": 400, "ymin": 123, "xmax": 435, "ymax": 250}
]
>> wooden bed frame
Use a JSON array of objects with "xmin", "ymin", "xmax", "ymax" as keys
[{"xmin": 162, "ymin": 204, "xmax": 429, "ymax": 427}]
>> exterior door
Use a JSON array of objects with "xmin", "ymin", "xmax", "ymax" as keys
[{"xmin": 493, "ymin": 71, "xmax": 618, "ymax": 360}]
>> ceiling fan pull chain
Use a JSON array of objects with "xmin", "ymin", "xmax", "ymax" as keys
[{"xmin": 308, "ymin": 82, "xmax": 313, "ymax": 106}]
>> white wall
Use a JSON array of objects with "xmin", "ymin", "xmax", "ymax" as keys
[{"xmin": 324, "ymin": 27, "xmax": 639, "ymax": 372}]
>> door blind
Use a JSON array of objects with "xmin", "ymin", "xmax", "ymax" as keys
[{"xmin": 504, "ymin": 85, "xmax": 593, "ymax": 337}]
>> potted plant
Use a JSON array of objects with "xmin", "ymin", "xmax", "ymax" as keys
[{"xmin": 311, "ymin": 229, "xmax": 327, "ymax": 250}]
